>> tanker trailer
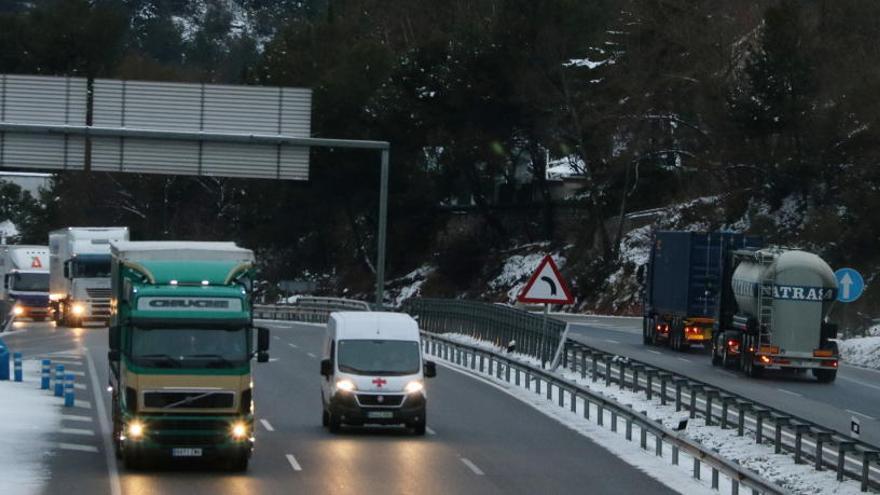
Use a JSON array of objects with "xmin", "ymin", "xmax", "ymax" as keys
[{"xmin": 711, "ymin": 248, "xmax": 840, "ymax": 382}]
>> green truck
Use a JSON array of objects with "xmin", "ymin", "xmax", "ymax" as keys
[{"xmin": 107, "ymin": 241, "xmax": 270, "ymax": 470}]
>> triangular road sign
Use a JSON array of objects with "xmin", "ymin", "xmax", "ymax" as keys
[{"xmin": 517, "ymin": 255, "xmax": 574, "ymax": 305}]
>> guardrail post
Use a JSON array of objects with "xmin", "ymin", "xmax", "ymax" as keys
[
  {"xmin": 611, "ymin": 411, "xmax": 618, "ymax": 432},
  {"xmin": 731, "ymin": 479, "xmax": 739, "ymax": 495},
  {"xmin": 605, "ymin": 359, "xmax": 612, "ymax": 387},
  {"xmin": 625, "ymin": 416, "xmax": 632, "ymax": 440},
  {"xmin": 645, "ymin": 370, "xmax": 657, "ymax": 401},
  {"xmin": 631, "ymin": 365, "xmax": 641, "ymax": 392},
  {"xmin": 659, "ymin": 372, "xmax": 671, "ymax": 405},
  {"xmin": 640, "ymin": 425, "xmax": 647, "ymax": 450},
  {"xmin": 561, "ymin": 345, "xmax": 569, "ymax": 369},
  {"xmin": 548, "ymin": 380, "xmax": 554, "ymax": 401},
  {"xmin": 597, "ymin": 403, "xmax": 604, "ymax": 426},
  {"xmin": 570, "ymin": 391, "xmax": 577, "ymax": 413},
  {"xmin": 753, "ymin": 407, "xmax": 769, "ymax": 443},
  {"xmin": 525, "ymin": 371, "xmax": 531, "ymax": 390},
  {"xmin": 791, "ymin": 425, "xmax": 813, "ymax": 464},
  {"xmin": 41, "ymin": 359, "xmax": 51, "ymax": 390},
  {"xmin": 675, "ymin": 379, "xmax": 685, "ymax": 412},
  {"xmin": 580, "ymin": 350, "xmax": 587, "ymax": 379},
  {"xmin": 591, "ymin": 354, "xmax": 598, "ymax": 382},
  {"xmin": 618, "ymin": 361, "xmax": 627, "ymax": 390},
  {"xmin": 54, "ymin": 364, "xmax": 64, "ymax": 397},
  {"xmin": 672, "ymin": 445, "xmax": 679, "ymax": 465},
  {"xmin": 705, "ymin": 390, "xmax": 719, "ymax": 426},
  {"xmin": 773, "ymin": 416, "xmax": 792, "ymax": 454},
  {"xmin": 712, "ymin": 467, "xmax": 719, "ymax": 490},
  {"xmin": 655, "ymin": 433, "xmax": 662, "ymax": 457},
  {"xmin": 689, "ymin": 385, "xmax": 704, "ymax": 419},
  {"xmin": 535, "ymin": 377, "xmax": 541, "ymax": 395},
  {"xmin": 13, "ymin": 352, "xmax": 22, "ymax": 382},
  {"xmin": 479, "ymin": 354, "xmax": 484, "ymax": 373},
  {"xmin": 693, "ymin": 457, "xmax": 701, "ymax": 480},
  {"xmin": 837, "ymin": 441, "xmax": 855, "ymax": 481},
  {"xmin": 720, "ymin": 396, "xmax": 735, "ymax": 429},
  {"xmin": 505, "ymin": 362, "xmax": 510, "ymax": 382},
  {"xmin": 515, "ymin": 368, "xmax": 521, "ymax": 386},
  {"xmin": 861, "ymin": 451, "xmax": 878, "ymax": 492},
  {"xmin": 814, "ymin": 432, "xmax": 832, "ymax": 471}
]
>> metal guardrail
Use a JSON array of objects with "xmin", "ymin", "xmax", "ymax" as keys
[
  {"xmin": 404, "ymin": 298, "xmax": 566, "ymax": 366},
  {"xmin": 557, "ymin": 339, "xmax": 880, "ymax": 492},
  {"xmin": 253, "ymin": 297, "xmax": 370, "ymax": 323},
  {"xmin": 421, "ymin": 332, "xmax": 786, "ymax": 495}
]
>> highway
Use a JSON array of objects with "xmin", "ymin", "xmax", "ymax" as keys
[
  {"xmin": 566, "ymin": 317, "xmax": 880, "ymax": 446},
  {"xmin": 1, "ymin": 319, "xmax": 677, "ymax": 495}
]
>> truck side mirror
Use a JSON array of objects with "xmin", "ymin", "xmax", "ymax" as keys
[
  {"xmin": 257, "ymin": 327, "xmax": 270, "ymax": 352},
  {"xmin": 257, "ymin": 351, "xmax": 269, "ymax": 363},
  {"xmin": 320, "ymin": 358, "xmax": 333, "ymax": 377},
  {"xmin": 424, "ymin": 360, "xmax": 437, "ymax": 378}
]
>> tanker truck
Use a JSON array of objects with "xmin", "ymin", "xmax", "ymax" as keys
[
  {"xmin": 0, "ymin": 245, "xmax": 50, "ymax": 325},
  {"xmin": 711, "ymin": 248, "xmax": 840, "ymax": 382}
]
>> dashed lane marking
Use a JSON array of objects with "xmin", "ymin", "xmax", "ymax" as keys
[
  {"xmin": 839, "ymin": 375, "xmax": 880, "ymax": 392},
  {"xmin": 676, "ymin": 357, "xmax": 691, "ymax": 363},
  {"xmin": 286, "ymin": 454, "xmax": 302, "ymax": 471},
  {"xmin": 260, "ymin": 419, "xmax": 275, "ymax": 432},
  {"xmin": 61, "ymin": 415, "xmax": 93, "ymax": 423},
  {"xmin": 647, "ymin": 350, "xmax": 662, "ymax": 355},
  {"xmin": 604, "ymin": 339, "xmax": 620, "ymax": 344},
  {"xmin": 269, "ymin": 358, "xmax": 280, "ymax": 363},
  {"xmin": 307, "ymin": 353, "xmax": 316, "ymax": 359},
  {"xmin": 74, "ymin": 400, "xmax": 92, "ymax": 409},
  {"xmin": 60, "ymin": 428, "xmax": 96, "ymax": 436},
  {"xmin": 273, "ymin": 336, "xmax": 281, "ymax": 340},
  {"xmin": 460, "ymin": 457, "xmax": 484, "ymax": 476},
  {"xmin": 776, "ymin": 388, "xmax": 802, "ymax": 398},
  {"xmin": 74, "ymin": 383, "xmax": 87, "ymax": 390},
  {"xmin": 58, "ymin": 443, "xmax": 99, "ymax": 453},
  {"xmin": 288, "ymin": 343, "xmax": 298, "ymax": 348}
]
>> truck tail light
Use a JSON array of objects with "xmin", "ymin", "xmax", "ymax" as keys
[
  {"xmin": 759, "ymin": 355, "xmax": 771, "ymax": 364},
  {"xmin": 821, "ymin": 360, "xmax": 838, "ymax": 368}
]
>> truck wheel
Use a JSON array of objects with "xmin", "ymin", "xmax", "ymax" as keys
[
  {"xmin": 711, "ymin": 338, "xmax": 722, "ymax": 366},
  {"xmin": 642, "ymin": 318, "xmax": 652, "ymax": 345},
  {"xmin": 813, "ymin": 368, "xmax": 837, "ymax": 383}
]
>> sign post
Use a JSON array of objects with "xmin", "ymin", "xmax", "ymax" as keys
[{"xmin": 517, "ymin": 255, "xmax": 574, "ymax": 368}]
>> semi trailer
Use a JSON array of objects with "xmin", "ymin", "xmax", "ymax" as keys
[
  {"xmin": 642, "ymin": 231, "xmax": 762, "ymax": 350},
  {"xmin": 711, "ymin": 248, "xmax": 840, "ymax": 382},
  {"xmin": 49, "ymin": 227, "xmax": 129, "ymax": 326},
  {"xmin": 0, "ymin": 245, "xmax": 50, "ymax": 325},
  {"xmin": 107, "ymin": 241, "xmax": 270, "ymax": 470}
]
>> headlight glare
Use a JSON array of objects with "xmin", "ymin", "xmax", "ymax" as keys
[
  {"xmin": 231, "ymin": 421, "xmax": 248, "ymax": 439},
  {"xmin": 12, "ymin": 305, "xmax": 23, "ymax": 316},
  {"xmin": 71, "ymin": 303, "xmax": 85, "ymax": 316},
  {"xmin": 335, "ymin": 379, "xmax": 356, "ymax": 393},
  {"xmin": 404, "ymin": 381, "xmax": 424, "ymax": 394},
  {"xmin": 127, "ymin": 420, "xmax": 145, "ymax": 439}
]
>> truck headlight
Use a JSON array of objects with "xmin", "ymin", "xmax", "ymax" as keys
[
  {"xmin": 71, "ymin": 303, "xmax": 85, "ymax": 316},
  {"xmin": 231, "ymin": 421, "xmax": 249, "ymax": 439},
  {"xmin": 404, "ymin": 381, "xmax": 424, "ymax": 394},
  {"xmin": 335, "ymin": 379, "xmax": 356, "ymax": 393},
  {"xmin": 12, "ymin": 305, "xmax": 23, "ymax": 316},
  {"xmin": 127, "ymin": 420, "xmax": 145, "ymax": 440}
]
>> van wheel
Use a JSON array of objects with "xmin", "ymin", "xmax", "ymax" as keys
[
  {"xmin": 328, "ymin": 412, "xmax": 341, "ymax": 433},
  {"xmin": 322, "ymin": 409, "xmax": 329, "ymax": 428},
  {"xmin": 412, "ymin": 422, "xmax": 426, "ymax": 436}
]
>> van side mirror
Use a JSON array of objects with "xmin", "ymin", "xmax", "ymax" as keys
[
  {"xmin": 257, "ymin": 327, "xmax": 270, "ymax": 352},
  {"xmin": 424, "ymin": 360, "xmax": 437, "ymax": 378},
  {"xmin": 320, "ymin": 358, "xmax": 333, "ymax": 377}
]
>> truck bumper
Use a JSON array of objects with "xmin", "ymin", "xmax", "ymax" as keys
[
  {"xmin": 121, "ymin": 414, "xmax": 254, "ymax": 460},
  {"xmin": 753, "ymin": 354, "xmax": 839, "ymax": 370}
]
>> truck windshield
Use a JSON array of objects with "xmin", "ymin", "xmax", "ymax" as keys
[
  {"xmin": 11, "ymin": 273, "xmax": 49, "ymax": 292},
  {"xmin": 337, "ymin": 340, "xmax": 421, "ymax": 376},
  {"xmin": 131, "ymin": 327, "xmax": 249, "ymax": 369},
  {"xmin": 71, "ymin": 258, "xmax": 111, "ymax": 278}
]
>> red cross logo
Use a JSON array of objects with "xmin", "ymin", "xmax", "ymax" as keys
[{"xmin": 372, "ymin": 377, "xmax": 387, "ymax": 388}]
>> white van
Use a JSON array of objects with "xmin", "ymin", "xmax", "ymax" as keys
[{"xmin": 320, "ymin": 311, "xmax": 436, "ymax": 435}]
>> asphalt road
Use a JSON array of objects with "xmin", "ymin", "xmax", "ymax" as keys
[
  {"xmin": 566, "ymin": 319, "xmax": 880, "ymax": 446},
  {"xmin": 1, "ymin": 319, "xmax": 676, "ymax": 495}
]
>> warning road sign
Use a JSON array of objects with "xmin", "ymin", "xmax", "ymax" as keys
[{"xmin": 517, "ymin": 255, "xmax": 574, "ymax": 305}]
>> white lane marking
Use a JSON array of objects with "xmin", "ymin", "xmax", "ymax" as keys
[
  {"xmin": 846, "ymin": 409, "xmax": 876, "ymax": 421},
  {"xmin": 84, "ymin": 347, "xmax": 122, "ymax": 495},
  {"xmin": 288, "ymin": 343, "xmax": 298, "ymax": 349},
  {"xmin": 604, "ymin": 339, "xmax": 620, "ymax": 344},
  {"xmin": 58, "ymin": 443, "xmax": 99, "ymax": 453},
  {"xmin": 775, "ymin": 388, "xmax": 802, "ymax": 398},
  {"xmin": 74, "ymin": 400, "xmax": 92, "ymax": 409},
  {"xmin": 62, "ymin": 414, "xmax": 93, "ymax": 423},
  {"xmin": 460, "ymin": 457, "xmax": 484, "ymax": 475},
  {"xmin": 839, "ymin": 375, "xmax": 880, "ymax": 392},
  {"xmin": 647, "ymin": 350, "xmax": 662, "ymax": 355},
  {"xmin": 48, "ymin": 360, "xmax": 84, "ymax": 366},
  {"xmin": 269, "ymin": 358, "xmax": 280, "ymax": 363},
  {"xmin": 286, "ymin": 454, "xmax": 302, "ymax": 471},
  {"xmin": 273, "ymin": 336, "xmax": 281, "ymax": 340},
  {"xmin": 63, "ymin": 370, "xmax": 86, "ymax": 377},
  {"xmin": 60, "ymin": 427, "xmax": 96, "ymax": 436},
  {"xmin": 260, "ymin": 419, "xmax": 275, "ymax": 432},
  {"xmin": 307, "ymin": 353, "xmax": 317, "ymax": 359},
  {"xmin": 74, "ymin": 383, "xmax": 87, "ymax": 390},
  {"xmin": 676, "ymin": 357, "xmax": 690, "ymax": 363},
  {"xmin": 425, "ymin": 426, "xmax": 437, "ymax": 436}
]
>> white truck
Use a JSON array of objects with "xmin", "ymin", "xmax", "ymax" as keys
[
  {"xmin": 0, "ymin": 245, "xmax": 50, "ymax": 327},
  {"xmin": 49, "ymin": 227, "xmax": 129, "ymax": 327}
]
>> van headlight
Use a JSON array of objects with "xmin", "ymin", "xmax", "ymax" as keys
[
  {"xmin": 335, "ymin": 379, "xmax": 356, "ymax": 393},
  {"xmin": 404, "ymin": 381, "xmax": 424, "ymax": 394}
]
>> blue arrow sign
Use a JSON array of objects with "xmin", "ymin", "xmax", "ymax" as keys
[{"xmin": 835, "ymin": 268, "xmax": 864, "ymax": 303}]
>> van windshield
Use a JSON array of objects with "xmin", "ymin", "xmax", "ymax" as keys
[{"xmin": 337, "ymin": 340, "xmax": 421, "ymax": 376}]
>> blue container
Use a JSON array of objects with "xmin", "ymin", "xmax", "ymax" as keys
[
  {"xmin": 0, "ymin": 340, "xmax": 8, "ymax": 381},
  {"xmin": 64, "ymin": 373, "xmax": 75, "ymax": 407},
  {"xmin": 54, "ymin": 365, "xmax": 64, "ymax": 397},
  {"xmin": 41, "ymin": 359, "xmax": 51, "ymax": 389},
  {"xmin": 13, "ymin": 352, "xmax": 22, "ymax": 382}
]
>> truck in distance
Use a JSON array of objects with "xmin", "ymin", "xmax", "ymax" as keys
[
  {"xmin": 642, "ymin": 231, "xmax": 762, "ymax": 351},
  {"xmin": 712, "ymin": 248, "xmax": 841, "ymax": 382},
  {"xmin": 0, "ymin": 245, "xmax": 50, "ymax": 325},
  {"xmin": 108, "ymin": 241, "xmax": 270, "ymax": 470},
  {"xmin": 49, "ymin": 227, "xmax": 129, "ymax": 327}
]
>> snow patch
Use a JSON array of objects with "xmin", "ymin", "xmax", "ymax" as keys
[{"xmin": 837, "ymin": 333, "xmax": 880, "ymax": 370}]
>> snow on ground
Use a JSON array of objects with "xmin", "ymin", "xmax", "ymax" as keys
[
  {"xmin": 392, "ymin": 265, "xmax": 433, "ymax": 307},
  {"xmin": 0, "ymin": 359, "xmax": 61, "ymax": 495},
  {"xmin": 438, "ymin": 334, "xmax": 865, "ymax": 495},
  {"xmin": 837, "ymin": 331, "xmax": 880, "ymax": 370},
  {"xmin": 546, "ymin": 155, "xmax": 586, "ymax": 180}
]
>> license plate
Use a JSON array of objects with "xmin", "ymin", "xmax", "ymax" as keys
[
  {"xmin": 367, "ymin": 411, "xmax": 393, "ymax": 419},
  {"xmin": 172, "ymin": 448, "xmax": 203, "ymax": 457}
]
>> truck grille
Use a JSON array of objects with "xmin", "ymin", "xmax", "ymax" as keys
[
  {"xmin": 143, "ymin": 391, "xmax": 234, "ymax": 409},
  {"xmin": 86, "ymin": 288, "xmax": 111, "ymax": 299},
  {"xmin": 356, "ymin": 393, "xmax": 405, "ymax": 407}
]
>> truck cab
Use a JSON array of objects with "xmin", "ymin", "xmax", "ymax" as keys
[
  {"xmin": 0, "ymin": 245, "xmax": 50, "ymax": 324},
  {"xmin": 108, "ymin": 241, "xmax": 269, "ymax": 470},
  {"xmin": 320, "ymin": 312, "xmax": 436, "ymax": 435}
]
